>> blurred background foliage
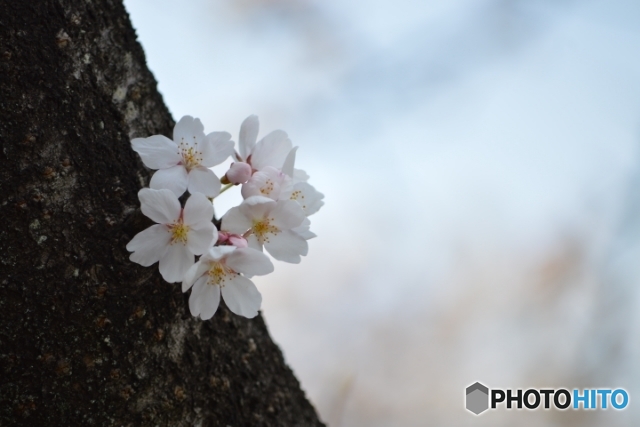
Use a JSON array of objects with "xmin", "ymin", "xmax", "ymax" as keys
[{"xmin": 124, "ymin": 0, "xmax": 640, "ymax": 425}]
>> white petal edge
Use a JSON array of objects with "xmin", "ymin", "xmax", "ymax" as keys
[
  {"xmin": 183, "ymin": 260, "xmax": 210, "ymax": 292},
  {"xmin": 221, "ymin": 206, "xmax": 252, "ymax": 234},
  {"xmin": 202, "ymin": 246, "xmax": 237, "ymax": 263},
  {"xmin": 250, "ymin": 130, "xmax": 292, "ymax": 171},
  {"xmin": 239, "ymin": 115, "xmax": 259, "ymax": 160},
  {"xmin": 174, "ymin": 115, "xmax": 205, "ymax": 147},
  {"xmin": 282, "ymin": 147, "xmax": 298, "ymax": 178},
  {"xmin": 264, "ymin": 229, "xmax": 308, "ymax": 263},
  {"xmin": 246, "ymin": 234, "xmax": 262, "ymax": 251},
  {"xmin": 131, "ymin": 135, "xmax": 181, "ymax": 169},
  {"xmin": 199, "ymin": 283, "xmax": 221, "ymax": 320},
  {"xmin": 127, "ymin": 224, "xmax": 171, "ymax": 266},
  {"xmin": 186, "ymin": 223, "xmax": 216, "ymax": 256},
  {"xmin": 189, "ymin": 277, "xmax": 209, "ymax": 317},
  {"xmin": 139, "ymin": 188, "xmax": 181, "ymax": 224},
  {"xmin": 159, "ymin": 244, "xmax": 194, "ymax": 283},
  {"xmin": 292, "ymin": 218, "xmax": 316, "ymax": 240},
  {"xmin": 188, "ymin": 167, "xmax": 221, "ymax": 198},
  {"xmin": 239, "ymin": 196, "xmax": 275, "ymax": 221},
  {"xmin": 183, "ymin": 192, "xmax": 214, "ymax": 228},
  {"xmin": 221, "ymin": 275, "xmax": 262, "ymax": 318},
  {"xmin": 270, "ymin": 199, "xmax": 305, "ymax": 229},
  {"xmin": 201, "ymin": 132, "xmax": 234, "ymax": 166},
  {"xmin": 293, "ymin": 168, "xmax": 309, "ymax": 184},
  {"xmin": 226, "ymin": 247, "xmax": 274, "ymax": 278},
  {"xmin": 292, "ymin": 182, "xmax": 325, "ymax": 216},
  {"xmin": 149, "ymin": 165, "xmax": 189, "ymax": 198}
]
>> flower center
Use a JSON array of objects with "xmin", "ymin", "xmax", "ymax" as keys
[
  {"xmin": 206, "ymin": 261, "xmax": 236, "ymax": 287},
  {"xmin": 252, "ymin": 217, "xmax": 279, "ymax": 244},
  {"xmin": 168, "ymin": 221, "xmax": 190, "ymax": 245},
  {"xmin": 289, "ymin": 190, "xmax": 307, "ymax": 209},
  {"xmin": 178, "ymin": 139, "xmax": 203, "ymax": 171},
  {"xmin": 260, "ymin": 179, "xmax": 275, "ymax": 196}
]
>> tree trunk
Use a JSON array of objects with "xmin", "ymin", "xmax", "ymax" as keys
[{"xmin": 0, "ymin": 1, "xmax": 324, "ymax": 426}]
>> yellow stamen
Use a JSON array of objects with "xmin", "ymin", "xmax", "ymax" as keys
[
  {"xmin": 168, "ymin": 221, "xmax": 190, "ymax": 245},
  {"xmin": 178, "ymin": 138, "xmax": 203, "ymax": 171},
  {"xmin": 260, "ymin": 179, "xmax": 275, "ymax": 196},
  {"xmin": 252, "ymin": 217, "xmax": 279, "ymax": 244},
  {"xmin": 289, "ymin": 190, "xmax": 307, "ymax": 208},
  {"xmin": 206, "ymin": 261, "xmax": 237, "ymax": 287}
]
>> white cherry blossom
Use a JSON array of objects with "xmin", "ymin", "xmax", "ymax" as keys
[
  {"xmin": 234, "ymin": 115, "xmax": 292, "ymax": 172},
  {"xmin": 131, "ymin": 116, "xmax": 233, "ymax": 198},
  {"xmin": 182, "ymin": 246, "xmax": 274, "ymax": 319},
  {"xmin": 241, "ymin": 166, "xmax": 291, "ymax": 200},
  {"xmin": 281, "ymin": 181, "xmax": 324, "ymax": 216},
  {"xmin": 280, "ymin": 147, "xmax": 324, "ymax": 215},
  {"xmin": 221, "ymin": 196, "xmax": 308, "ymax": 263},
  {"xmin": 127, "ymin": 113, "xmax": 323, "ymax": 319},
  {"xmin": 126, "ymin": 188, "xmax": 217, "ymax": 283}
]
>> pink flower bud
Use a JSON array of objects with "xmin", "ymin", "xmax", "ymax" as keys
[
  {"xmin": 217, "ymin": 231, "xmax": 230, "ymax": 244},
  {"xmin": 217, "ymin": 231, "xmax": 248, "ymax": 248},
  {"xmin": 225, "ymin": 162, "xmax": 252, "ymax": 184},
  {"xmin": 229, "ymin": 235, "xmax": 248, "ymax": 248}
]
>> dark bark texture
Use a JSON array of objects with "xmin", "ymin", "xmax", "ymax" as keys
[{"xmin": 0, "ymin": 1, "xmax": 324, "ymax": 426}]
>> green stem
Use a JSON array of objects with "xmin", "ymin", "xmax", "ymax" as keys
[{"xmin": 218, "ymin": 183, "xmax": 234, "ymax": 195}]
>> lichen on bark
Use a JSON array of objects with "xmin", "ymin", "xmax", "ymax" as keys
[{"xmin": 0, "ymin": 1, "xmax": 324, "ymax": 425}]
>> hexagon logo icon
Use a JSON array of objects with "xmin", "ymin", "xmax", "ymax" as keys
[{"xmin": 466, "ymin": 382, "xmax": 489, "ymax": 415}]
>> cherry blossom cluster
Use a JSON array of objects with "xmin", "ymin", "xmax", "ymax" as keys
[{"xmin": 126, "ymin": 116, "xmax": 323, "ymax": 319}]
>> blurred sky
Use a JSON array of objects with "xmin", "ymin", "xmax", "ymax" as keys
[{"xmin": 123, "ymin": 0, "xmax": 640, "ymax": 425}]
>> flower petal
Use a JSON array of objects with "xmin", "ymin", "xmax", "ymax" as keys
[
  {"xmin": 221, "ymin": 275, "xmax": 262, "ymax": 318},
  {"xmin": 241, "ymin": 167, "xmax": 287, "ymax": 200},
  {"xmin": 220, "ymin": 206, "xmax": 252, "ymax": 234},
  {"xmin": 201, "ymin": 132, "xmax": 234, "ymax": 166},
  {"xmin": 131, "ymin": 135, "xmax": 180, "ymax": 169},
  {"xmin": 264, "ymin": 229, "xmax": 308, "ymax": 263},
  {"xmin": 226, "ymin": 247, "xmax": 274, "ymax": 278},
  {"xmin": 292, "ymin": 218, "xmax": 316, "ymax": 240},
  {"xmin": 239, "ymin": 196, "xmax": 275, "ymax": 220},
  {"xmin": 150, "ymin": 165, "xmax": 189, "ymax": 198},
  {"xmin": 288, "ymin": 182, "xmax": 324, "ymax": 216},
  {"xmin": 186, "ymin": 223, "xmax": 216, "ymax": 255},
  {"xmin": 282, "ymin": 147, "xmax": 298, "ymax": 178},
  {"xmin": 139, "ymin": 188, "xmax": 181, "ymax": 224},
  {"xmin": 205, "ymin": 246, "xmax": 237, "ymax": 262},
  {"xmin": 174, "ymin": 115, "xmax": 205, "ymax": 147},
  {"xmin": 250, "ymin": 130, "xmax": 292, "ymax": 171},
  {"xmin": 199, "ymin": 283, "xmax": 221, "ymax": 320},
  {"xmin": 270, "ymin": 200, "xmax": 305, "ymax": 229},
  {"xmin": 188, "ymin": 167, "xmax": 221, "ymax": 198},
  {"xmin": 189, "ymin": 276, "xmax": 208, "ymax": 316},
  {"xmin": 182, "ymin": 260, "xmax": 209, "ymax": 292},
  {"xmin": 127, "ymin": 224, "xmax": 171, "ymax": 266},
  {"xmin": 293, "ymin": 168, "xmax": 309, "ymax": 184},
  {"xmin": 159, "ymin": 244, "xmax": 194, "ymax": 283},
  {"xmin": 183, "ymin": 192, "xmax": 214, "ymax": 227},
  {"xmin": 239, "ymin": 115, "xmax": 259, "ymax": 160},
  {"xmin": 246, "ymin": 234, "xmax": 262, "ymax": 251}
]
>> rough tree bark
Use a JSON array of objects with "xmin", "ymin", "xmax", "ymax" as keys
[{"xmin": 0, "ymin": 1, "xmax": 325, "ymax": 426}]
